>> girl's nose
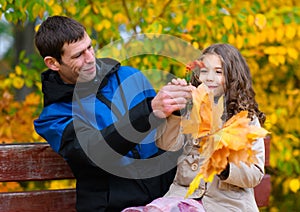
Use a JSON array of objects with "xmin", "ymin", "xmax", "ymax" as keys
[{"xmin": 206, "ymin": 70, "xmax": 215, "ymax": 81}]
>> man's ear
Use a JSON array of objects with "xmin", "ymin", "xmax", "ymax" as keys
[{"xmin": 44, "ymin": 56, "xmax": 60, "ymax": 71}]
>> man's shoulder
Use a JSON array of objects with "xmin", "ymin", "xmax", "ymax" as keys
[
  {"xmin": 119, "ymin": 65, "xmax": 140, "ymax": 73},
  {"xmin": 117, "ymin": 65, "xmax": 145, "ymax": 79}
]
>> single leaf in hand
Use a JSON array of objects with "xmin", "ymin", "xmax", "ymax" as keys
[{"xmin": 181, "ymin": 83, "xmax": 213, "ymax": 138}]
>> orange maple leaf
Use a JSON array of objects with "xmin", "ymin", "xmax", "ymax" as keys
[
  {"xmin": 181, "ymin": 84, "xmax": 213, "ymax": 138},
  {"xmin": 182, "ymin": 84, "xmax": 269, "ymax": 197}
]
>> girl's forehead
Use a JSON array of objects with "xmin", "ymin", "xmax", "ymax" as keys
[{"xmin": 202, "ymin": 54, "xmax": 222, "ymax": 67}]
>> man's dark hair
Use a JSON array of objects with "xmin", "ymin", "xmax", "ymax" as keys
[{"xmin": 35, "ymin": 16, "xmax": 86, "ymax": 63}]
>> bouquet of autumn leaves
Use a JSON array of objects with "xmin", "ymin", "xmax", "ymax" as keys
[{"xmin": 181, "ymin": 83, "xmax": 269, "ymax": 197}]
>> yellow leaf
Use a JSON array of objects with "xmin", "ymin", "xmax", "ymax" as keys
[
  {"xmin": 287, "ymin": 48, "xmax": 298, "ymax": 60},
  {"xmin": 24, "ymin": 93, "xmax": 40, "ymax": 106},
  {"xmin": 145, "ymin": 8, "xmax": 155, "ymax": 22},
  {"xmin": 229, "ymin": 149, "xmax": 248, "ymax": 167},
  {"xmin": 182, "ymin": 83, "xmax": 269, "ymax": 195},
  {"xmin": 186, "ymin": 20, "xmax": 196, "ymax": 32},
  {"xmin": 247, "ymin": 34, "xmax": 258, "ymax": 47},
  {"xmin": 67, "ymin": 5, "xmax": 77, "ymax": 15},
  {"xmin": 276, "ymin": 28, "xmax": 284, "ymax": 42},
  {"xmin": 264, "ymin": 46, "xmax": 277, "ymax": 55},
  {"xmin": 52, "ymin": 4, "xmax": 62, "ymax": 16},
  {"xmin": 181, "ymin": 84, "xmax": 213, "ymax": 138},
  {"xmin": 103, "ymin": 19, "xmax": 111, "ymax": 29},
  {"xmin": 173, "ymin": 13, "xmax": 182, "ymax": 25},
  {"xmin": 34, "ymin": 24, "xmax": 40, "ymax": 33},
  {"xmin": 248, "ymin": 125, "xmax": 270, "ymax": 140},
  {"xmin": 9, "ymin": 73, "xmax": 16, "ymax": 78},
  {"xmin": 223, "ymin": 16, "xmax": 233, "ymax": 30},
  {"xmin": 211, "ymin": 147, "xmax": 229, "ymax": 170},
  {"xmin": 92, "ymin": 3, "xmax": 99, "ymax": 14},
  {"xmin": 192, "ymin": 41, "xmax": 199, "ymax": 49},
  {"xmin": 114, "ymin": 13, "xmax": 128, "ymax": 24},
  {"xmin": 258, "ymin": 31, "xmax": 266, "ymax": 43},
  {"xmin": 266, "ymin": 28, "xmax": 276, "ymax": 43},
  {"xmin": 15, "ymin": 65, "xmax": 22, "ymax": 75},
  {"xmin": 12, "ymin": 77, "xmax": 24, "ymax": 89},
  {"xmin": 285, "ymin": 25, "xmax": 296, "ymax": 40},
  {"xmin": 185, "ymin": 173, "xmax": 202, "ymax": 198},
  {"xmin": 289, "ymin": 178, "xmax": 300, "ymax": 193},
  {"xmin": 228, "ymin": 34, "xmax": 235, "ymax": 44},
  {"xmin": 100, "ymin": 7, "xmax": 112, "ymax": 18},
  {"xmin": 255, "ymin": 14, "xmax": 267, "ymax": 30},
  {"xmin": 247, "ymin": 15, "xmax": 255, "ymax": 26},
  {"xmin": 81, "ymin": 5, "xmax": 91, "ymax": 18},
  {"xmin": 236, "ymin": 35, "xmax": 244, "ymax": 49},
  {"xmin": 32, "ymin": 4, "xmax": 43, "ymax": 19},
  {"xmin": 47, "ymin": 0, "xmax": 55, "ymax": 6},
  {"xmin": 181, "ymin": 34, "xmax": 194, "ymax": 42},
  {"xmin": 268, "ymin": 55, "xmax": 280, "ymax": 66},
  {"xmin": 278, "ymin": 55, "xmax": 285, "ymax": 65},
  {"xmin": 94, "ymin": 23, "xmax": 103, "ymax": 32}
]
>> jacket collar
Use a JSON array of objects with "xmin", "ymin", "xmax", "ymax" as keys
[{"xmin": 41, "ymin": 58, "xmax": 120, "ymax": 107}]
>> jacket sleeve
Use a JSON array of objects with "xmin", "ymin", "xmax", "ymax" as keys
[
  {"xmin": 221, "ymin": 117, "xmax": 265, "ymax": 188},
  {"xmin": 156, "ymin": 115, "xmax": 184, "ymax": 151},
  {"xmin": 65, "ymin": 97, "xmax": 164, "ymax": 160}
]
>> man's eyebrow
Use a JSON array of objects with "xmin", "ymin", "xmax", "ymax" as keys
[{"xmin": 70, "ymin": 41, "xmax": 93, "ymax": 59}]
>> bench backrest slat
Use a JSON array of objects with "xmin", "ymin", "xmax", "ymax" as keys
[
  {"xmin": 0, "ymin": 189, "xmax": 76, "ymax": 212},
  {"xmin": 0, "ymin": 143, "xmax": 74, "ymax": 182}
]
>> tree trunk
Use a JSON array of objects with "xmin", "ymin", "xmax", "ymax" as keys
[{"xmin": 13, "ymin": 21, "xmax": 35, "ymax": 101}]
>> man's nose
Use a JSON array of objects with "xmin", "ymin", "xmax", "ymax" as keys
[{"xmin": 85, "ymin": 48, "xmax": 94, "ymax": 63}]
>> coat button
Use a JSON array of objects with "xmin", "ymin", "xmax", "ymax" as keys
[
  {"xmin": 191, "ymin": 163, "xmax": 198, "ymax": 171},
  {"xmin": 193, "ymin": 139, "xmax": 199, "ymax": 146}
]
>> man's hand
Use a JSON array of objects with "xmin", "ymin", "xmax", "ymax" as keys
[{"xmin": 152, "ymin": 78, "xmax": 195, "ymax": 118}]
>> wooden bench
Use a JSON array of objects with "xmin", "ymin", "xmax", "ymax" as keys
[{"xmin": 0, "ymin": 138, "xmax": 271, "ymax": 211}]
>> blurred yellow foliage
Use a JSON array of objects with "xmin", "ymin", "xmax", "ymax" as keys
[
  {"xmin": 0, "ymin": 91, "xmax": 44, "ymax": 143},
  {"xmin": 1, "ymin": 0, "xmax": 300, "ymax": 209},
  {"xmin": 0, "ymin": 182, "xmax": 23, "ymax": 192}
]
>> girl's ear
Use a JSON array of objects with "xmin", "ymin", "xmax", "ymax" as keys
[{"xmin": 44, "ymin": 56, "xmax": 60, "ymax": 71}]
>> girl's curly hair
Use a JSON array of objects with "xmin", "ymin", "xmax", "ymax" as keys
[{"xmin": 190, "ymin": 43, "xmax": 266, "ymax": 125}]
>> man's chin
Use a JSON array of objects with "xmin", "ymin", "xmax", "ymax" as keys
[{"xmin": 78, "ymin": 74, "xmax": 96, "ymax": 83}]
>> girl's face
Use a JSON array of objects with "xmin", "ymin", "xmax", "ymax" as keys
[{"xmin": 198, "ymin": 54, "xmax": 225, "ymax": 98}]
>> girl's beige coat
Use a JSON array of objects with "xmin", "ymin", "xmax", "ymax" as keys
[{"xmin": 156, "ymin": 115, "xmax": 265, "ymax": 212}]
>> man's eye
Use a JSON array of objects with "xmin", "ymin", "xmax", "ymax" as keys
[{"xmin": 74, "ymin": 53, "xmax": 82, "ymax": 58}]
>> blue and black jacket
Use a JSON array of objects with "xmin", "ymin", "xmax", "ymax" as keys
[{"xmin": 34, "ymin": 58, "xmax": 176, "ymax": 211}]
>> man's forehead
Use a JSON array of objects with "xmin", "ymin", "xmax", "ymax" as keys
[{"xmin": 61, "ymin": 33, "xmax": 90, "ymax": 57}]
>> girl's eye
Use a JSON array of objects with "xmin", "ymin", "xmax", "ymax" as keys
[
  {"xmin": 200, "ymin": 69, "xmax": 207, "ymax": 73},
  {"xmin": 216, "ymin": 69, "xmax": 223, "ymax": 74}
]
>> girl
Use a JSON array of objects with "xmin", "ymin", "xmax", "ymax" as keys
[{"xmin": 123, "ymin": 43, "xmax": 266, "ymax": 212}]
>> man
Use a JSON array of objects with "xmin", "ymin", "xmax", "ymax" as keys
[{"xmin": 34, "ymin": 16, "xmax": 192, "ymax": 211}]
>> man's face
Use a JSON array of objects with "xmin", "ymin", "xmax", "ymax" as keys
[{"xmin": 58, "ymin": 32, "xmax": 96, "ymax": 84}]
